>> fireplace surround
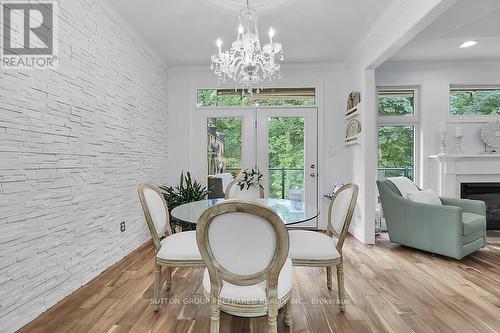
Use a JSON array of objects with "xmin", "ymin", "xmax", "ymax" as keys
[
  {"xmin": 430, "ymin": 153, "xmax": 500, "ymax": 230},
  {"xmin": 461, "ymin": 182, "xmax": 500, "ymax": 230}
]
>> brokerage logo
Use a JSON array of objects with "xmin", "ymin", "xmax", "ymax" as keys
[{"xmin": 1, "ymin": 0, "xmax": 58, "ymax": 69}]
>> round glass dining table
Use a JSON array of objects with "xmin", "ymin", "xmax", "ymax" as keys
[{"xmin": 171, "ymin": 198, "xmax": 319, "ymax": 226}]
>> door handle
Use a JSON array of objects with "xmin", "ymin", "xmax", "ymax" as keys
[{"xmin": 310, "ymin": 172, "xmax": 316, "ymax": 177}]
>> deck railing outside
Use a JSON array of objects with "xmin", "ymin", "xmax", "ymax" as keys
[
  {"xmin": 378, "ymin": 167, "xmax": 414, "ymax": 180},
  {"xmin": 225, "ymin": 167, "xmax": 304, "ymax": 199}
]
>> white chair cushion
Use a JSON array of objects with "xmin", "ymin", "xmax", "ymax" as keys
[
  {"xmin": 157, "ymin": 231, "xmax": 202, "ymax": 261},
  {"xmin": 407, "ymin": 189, "xmax": 442, "ymax": 206},
  {"xmin": 288, "ymin": 230, "xmax": 340, "ymax": 261},
  {"xmin": 143, "ymin": 188, "xmax": 168, "ymax": 235},
  {"xmin": 386, "ymin": 176, "xmax": 419, "ymax": 198},
  {"xmin": 202, "ymin": 257, "xmax": 293, "ymax": 303},
  {"xmin": 208, "ymin": 212, "xmax": 276, "ymax": 275},
  {"xmin": 331, "ymin": 187, "xmax": 354, "ymax": 235}
]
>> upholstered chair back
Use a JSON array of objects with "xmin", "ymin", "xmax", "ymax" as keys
[
  {"xmin": 196, "ymin": 200, "xmax": 289, "ymax": 287},
  {"xmin": 327, "ymin": 184, "xmax": 359, "ymax": 252},
  {"xmin": 225, "ymin": 180, "xmax": 265, "ymax": 199},
  {"xmin": 384, "ymin": 177, "xmax": 420, "ymax": 198},
  {"xmin": 137, "ymin": 183, "xmax": 172, "ymax": 252}
]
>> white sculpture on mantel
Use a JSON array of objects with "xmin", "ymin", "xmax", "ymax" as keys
[
  {"xmin": 454, "ymin": 126, "xmax": 464, "ymax": 155},
  {"xmin": 438, "ymin": 122, "xmax": 448, "ymax": 154}
]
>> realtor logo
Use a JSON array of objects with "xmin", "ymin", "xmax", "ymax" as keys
[{"xmin": 1, "ymin": 0, "xmax": 58, "ymax": 69}]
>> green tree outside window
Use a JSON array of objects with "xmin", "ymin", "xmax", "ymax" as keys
[
  {"xmin": 378, "ymin": 90, "xmax": 415, "ymax": 180},
  {"xmin": 450, "ymin": 89, "xmax": 500, "ymax": 116}
]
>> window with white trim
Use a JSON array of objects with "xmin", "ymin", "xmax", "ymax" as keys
[
  {"xmin": 196, "ymin": 88, "xmax": 315, "ymax": 107},
  {"xmin": 450, "ymin": 87, "xmax": 500, "ymax": 116},
  {"xmin": 377, "ymin": 89, "xmax": 418, "ymax": 181}
]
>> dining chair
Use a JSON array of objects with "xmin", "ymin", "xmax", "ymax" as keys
[
  {"xmin": 224, "ymin": 179, "xmax": 265, "ymax": 199},
  {"xmin": 288, "ymin": 183, "xmax": 358, "ymax": 311},
  {"xmin": 196, "ymin": 200, "xmax": 292, "ymax": 333},
  {"xmin": 137, "ymin": 183, "xmax": 205, "ymax": 311}
]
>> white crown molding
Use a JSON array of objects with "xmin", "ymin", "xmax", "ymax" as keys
[
  {"xmin": 378, "ymin": 60, "xmax": 500, "ymax": 71},
  {"xmin": 99, "ymin": 0, "xmax": 168, "ymax": 69}
]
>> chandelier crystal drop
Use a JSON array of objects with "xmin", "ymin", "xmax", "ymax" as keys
[{"xmin": 210, "ymin": 0, "xmax": 284, "ymax": 94}]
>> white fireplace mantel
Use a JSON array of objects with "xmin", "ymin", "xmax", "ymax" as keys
[{"xmin": 429, "ymin": 153, "xmax": 500, "ymax": 197}]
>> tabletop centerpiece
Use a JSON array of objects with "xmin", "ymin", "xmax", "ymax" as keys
[{"xmin": 236, "ymin": 168, "xmax": 263, "ymax": 190}]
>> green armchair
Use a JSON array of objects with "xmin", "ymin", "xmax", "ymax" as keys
[{"xmin": 377, "ymin": 179, "xmax": 487, "ymax": 260}]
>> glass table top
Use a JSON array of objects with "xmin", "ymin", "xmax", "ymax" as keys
[{"xmin": 171, "ymin": 198, "xmax": 319, "ymax": 226}]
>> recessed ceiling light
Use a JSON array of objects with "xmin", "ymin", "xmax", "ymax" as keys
[{"xmin": 459, "ymin": 40, "xmax": 477, "ymax": 48}]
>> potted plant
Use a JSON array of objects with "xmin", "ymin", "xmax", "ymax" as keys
[{"xmin": 160, "ymin": 171, "xmax": 208, "ymax": 232}]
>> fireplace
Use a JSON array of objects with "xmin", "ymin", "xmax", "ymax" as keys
[{"xmin": 461, "ymin": 182, "xmax": 500, "ymax": 230}]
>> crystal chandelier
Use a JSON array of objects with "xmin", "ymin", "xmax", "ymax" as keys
[{"xmin": 210, "ymin": 0, "xmax": 283, "ymax": 94}]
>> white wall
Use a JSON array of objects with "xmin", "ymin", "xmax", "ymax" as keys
[
  {"xmin": 344, "ymin": 68, "xmax": 378, "ymax": 244},
  {"xmin": 0, "ymin": 1, "xmax": 169, "ymax": 331},
  {"xmin": 166, "ymin": 0, "xmax": 456, "ymax": 246},
  {"xmin": 342, "ymin": 0, "xmax": 455, "ymax": 244},
  {"xmin": 376, "ymin": 61, "xmax": 500, "ymax": 191},
  {"xmin": 167, "ymin": 64, "xmax": 353, "ymax": 230}
]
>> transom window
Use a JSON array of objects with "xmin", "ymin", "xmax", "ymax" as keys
[
  {"xmin": 378, "ymin": 90, "xmax": 415, "ymax": 116},
  {"xmin": 450, "ymin": 87, "xmax": 500, "ymax": 116},
  {"xmin": 197, "ymin": 87, "xmax": 315, "ymax": 107}
]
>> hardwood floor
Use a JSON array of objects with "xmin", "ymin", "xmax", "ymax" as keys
[{"xmin": 19, "ymin": 232, "xmax": 500, "ymax": 333}]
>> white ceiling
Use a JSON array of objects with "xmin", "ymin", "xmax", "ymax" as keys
[
  {"xmin": 106, "ymin": 0, "xmax": 394, "ymax": 66},
  {"xmin": 388, "ymin": 0, "xmax": 500, "ymax": 62}
]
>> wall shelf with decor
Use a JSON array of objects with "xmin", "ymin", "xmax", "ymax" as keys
[
  {"xmin": 345, "ymin": 91, "xmax": 361, "ymax": 117},
  {"xmin": 344, "ymin": 134, "xmax": 360, "ymax": 146},
  {"xmin": 344, "ymin": 91, "xmax": 362, "ymax": 146},
  {"xmin": 344, "ymin": 118, "xmax": 361, "ymax": 146},
  {"xmin": 345, "ymin": 102, "xmax": 361, "ymax": 120}
]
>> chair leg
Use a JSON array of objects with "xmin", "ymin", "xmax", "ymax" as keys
[
  {"xmin": 153, "ymin": 264, "xmax": 161, "ymax": 311},
  {"xmin": 210, "ymin": 300, "xmax": 220, "ymax": 333},
  {"xmin": 337, "ymin": 261, "xmax": 346, "ymax": 312},
  {"xmin": 326, "ymin": 266, "xmax": 333, "ymax": 290},
  {"xmin": 165, "ymin": 267, "xmax": 172, "ymax": 291},
  {"xmin": 268, "ymin": 299, "xmax": 278, "ymax": 333},
  {"xmin": 284, "ymin": 298, "xmax": 292, "ymax": 326}
]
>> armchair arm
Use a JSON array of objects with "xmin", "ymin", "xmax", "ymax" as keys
[
  {"xmin": 404, "ymin": 200, "xmax": 463, "ymax": 257},
  {"xmin": 440, "ymin": 197, "xmax": 486, "ymax": 216},
  {"xmin": 404, "ymin": 200, "xmax": 462, "ymax": 232}
]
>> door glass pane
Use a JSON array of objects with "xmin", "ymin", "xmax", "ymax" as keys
[
  {"xmin": 207, "ymin": 118, "xmax": 242, "ymax": 175},
  {"xmin": 377, "ymin": 125, "xmax": 414, "ymax": 180},
  {"xmin": 268, "ymin": 117, "xmax": 305, "ymax": 204},
  {"xmin": 207, "ymin": 118, "xmax": 242, "ymax": 199}
]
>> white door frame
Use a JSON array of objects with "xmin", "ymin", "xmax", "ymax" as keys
[
  {"xmin": 256, "ymin": 107, "xmax": 318, "ymax": 228},
  {"xmin": 191, "ymin": 108, "xmax": 255, "ymax": 183},
  {"xmin": 192, "ymin": 106, "xmax": 319, "ymax": 228}
]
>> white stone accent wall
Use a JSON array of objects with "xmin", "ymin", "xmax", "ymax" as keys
[{"xmin": 0, "ymin": 1, "xmax": 169, "ymax": 331}]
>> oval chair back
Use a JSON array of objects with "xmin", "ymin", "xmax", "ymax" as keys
[
  {"xmin": 224, "ymin": 179, "xmax": 265, "ymax": 199},
  {"xmin": 197, "ymin": 200, "xmax": 288, "ymax": 287},
  {"xmin": 327, "ymin": 183, "xmax": 359, "ymax": 253},
  {"xmin": 137, "ymin": 183, "xmax": 172, "ymax": 252},
  {"xmin": 196, "ymin": 200, "xmax": 289, "ymax": 332}
]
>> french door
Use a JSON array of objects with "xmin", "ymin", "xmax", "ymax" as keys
[
  {"xmin": 256, "ymin": 108, "xmax": 318, "ymax": 228},
  {"xmin": 197, "ymin": 107, "xmax": 318, "ymax": 227}
]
